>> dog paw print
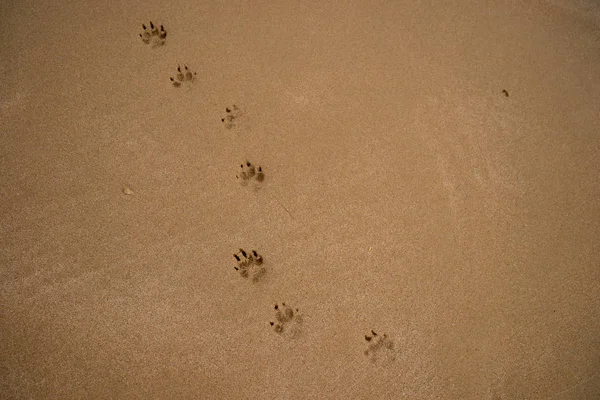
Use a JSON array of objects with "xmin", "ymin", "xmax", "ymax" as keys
[
  {"xmin": 364, "ymin": 330, "xmax": 396, "ymax": 363},
  {"xmin": 139, "ymin": 21, "xmax": 167, "ymax": 47},
  {"xmin": 269, "ymin": 302, "xmax": 303, "ymax": 338},
  {"xmin": 233, "ymin": 248, "xmax": 265, "ymax": 282},
  {"xmin": 236, "ymin": 161, "xmax": 264, "ymax": 185},
  {"xmin": 221, "ymin": 105, "xmax": 242, "ymax": 129},
  {"xmin": 170, "ymin": 64, "xmax": 197, "ymax": 88}
]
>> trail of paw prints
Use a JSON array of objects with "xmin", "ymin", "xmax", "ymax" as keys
[
  {"xmin": 236, "ymin": 161, "xmax": 264, "ymax": 186},
  {"xmin": 364, "ymin": 330, "xmax": 396, "ymax": 364},
  {"xmin": 269, "ymin": 302, "xmax": 303, "ymax": 339},
  {"xmin": 221, "ymin": 105, "xmax": 242, "ymax": 129},
  {"xmin": 233, "ymin": 248, "xmax": 266, "ymax": 282},
  {"xmin": 170, "ymin": 64, "xmax": 197, "ymax": 88},
  {"xmin": 139, "ymin": 21, "xmax": 167, "ymax": 47}
]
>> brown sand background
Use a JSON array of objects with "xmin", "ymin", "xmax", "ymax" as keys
[{"xmin": 1, "ymin": 0, "xmax": 600, "ymax": 398}]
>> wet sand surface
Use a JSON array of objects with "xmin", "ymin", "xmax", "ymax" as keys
[{"xmin": 1, "ymin": 0, "xmax": 599, "ymax": 398}]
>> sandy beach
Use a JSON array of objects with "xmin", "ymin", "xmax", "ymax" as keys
[{"xmin": 1, "ymin": 0, "xmax": 599, "ymax": 398}]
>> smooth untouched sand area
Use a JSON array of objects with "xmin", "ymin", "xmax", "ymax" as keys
[{"xmin": 1, "ymin": 0, "xmax": 599, "ymax": 399}]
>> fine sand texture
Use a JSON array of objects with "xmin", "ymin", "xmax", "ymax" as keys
[{"xmin": 1, "ymin": 0, "xmax": 600, "ymax": 399}]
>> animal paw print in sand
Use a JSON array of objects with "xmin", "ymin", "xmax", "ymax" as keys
[
  {"xmin": 139, "ymin": 21, "xmax": 167, "ymax": 47},
  {"xmin": 364, "ymin": 330, "xmax": 396, "ymax": 363},
  {"xmin": 170, "ymin": 64, "xmax": 197, "ymax": 88},
  {"xmin": 269, "ymin": 302, "xmax": 303, "ymax": 338},
  {"xmin": 236, "ymin": 161, "xmax": 264, "ymax": 185},
  {"xmin": 221, "ymin": 105, "xmax": 242, "ymax": 129},
  {"xmin": 233, "ymin": 248, "xmax": 266, "ymax": 282}
]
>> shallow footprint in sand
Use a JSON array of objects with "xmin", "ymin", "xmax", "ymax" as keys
[
  {"xmin": 269, "ymin": 302, "xmax": 303, "ymax": 338},
  {"xmin": 170, "ymin": 64, "xmax": 197, "ymax": 88},
  {"xmin": 233, "ymin": 249, "xmax": 266, "ymax": 282},
  {"xmin": 139, "ymin": 21, "xmax": 167, "ymax": 47},
  {"xmin": 364, "ymin": 330, "xmax": 397, "ymax": 364},
  {"xmin": 221, "ymin": 105, "xmax": 243, "ymax": 129},
  {"xmin": 236, "ymin": 161, "xmax": 264, "ymax": 186}
]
